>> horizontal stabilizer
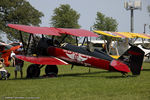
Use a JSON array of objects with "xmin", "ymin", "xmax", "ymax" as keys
[
  {"xmin": 15, "ymin": 55, "xmax": 68, "ymax": 65},
  {"xmin": 110, "ymin": 60, "xmax": 130, "ymax": 73}
]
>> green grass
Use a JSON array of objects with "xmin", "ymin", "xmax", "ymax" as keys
[{"xmin": 0, "ymin": 62, "xmax": 150, "ymax": 100}]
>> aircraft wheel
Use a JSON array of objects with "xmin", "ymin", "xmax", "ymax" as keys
[
  {"xmin": 45, "ymin": 65, "xmax": 58, "ymax": 77},
  {"xmin": 26, "ymin": 64, "xmax": 40, "ymax": 78}
]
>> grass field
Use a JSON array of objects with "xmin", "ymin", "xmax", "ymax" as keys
[{"xmin": 0, "ymin": 62, "xmax": 150, "ymax": 100}]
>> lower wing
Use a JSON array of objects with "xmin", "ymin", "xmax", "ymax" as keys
[{"xmin": 15, "ymin": 55, "xmax": 68, "ymax": 65}]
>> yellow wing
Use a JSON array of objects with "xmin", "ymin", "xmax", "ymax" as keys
[
  {"xmin": 94, "ymin": 30, "xmax": 133, "ymax": 38},
  {"xmin": 94, "ymin": 30, "xmax": 122, "ymax": 38},
  {"xmin": 130, "ymin": 33, "xmax": 150, "ymax": 39},
  {"xmin": 94, "ymin": 30, "xmax": 150, "ymax": 39},
  {"xmin": 116, "ymin": 32, "xmax": 134, "ymax": 38}
]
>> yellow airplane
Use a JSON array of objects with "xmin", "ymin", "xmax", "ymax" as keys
[{"xmin": 93, "ymin": 30, "xmax": 150, "ymax": 59}]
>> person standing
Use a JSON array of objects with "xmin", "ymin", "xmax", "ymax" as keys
[
  {"xmin": 11, "ymin": 51, "xmax": 24, "ymax": 79},
  {"xmin": 14, "ymin": 57, "xmax": 24, "ymax": 78},
  {"xmin": 10, "ymin": 51, "xmax": 15, "ymax": 67}
]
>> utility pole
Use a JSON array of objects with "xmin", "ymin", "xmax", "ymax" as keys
[
  {"xmin": 124, "ymin": 0, "xmax": 142, "ymax": 43},
  {"xmin": 144, "ymin": 24, "xmax": 147, "ymax": 34},
  {"xmin": 130, "ymin": 8, "xmax": 134, "ymax": 33}
]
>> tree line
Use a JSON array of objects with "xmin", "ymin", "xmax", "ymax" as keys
[
  {"xmin": 0, "ymin": 0, "xmax": 118, "ymax": 43},
  {"xmin": 0, "ymin": 0, "xmax": 149, "ymax": 43}
]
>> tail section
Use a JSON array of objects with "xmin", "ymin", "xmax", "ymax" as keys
[{"xmin": 118, "ymin": 45, "xmax": 145, "ymax": 75}]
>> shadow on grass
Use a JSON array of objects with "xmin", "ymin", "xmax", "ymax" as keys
[
  {"xmin": 58, "ymin": 71, "xmax": 110, "ymax": 77},
  {"xmin": 105, "ymin": 75, "xmax": 138, "ymax": 79},
  {"xmin": 142, "ymin": 69, "xmax": 150, "ymax": 71},
  {"xmin": 6, "ymin": 71, "xmax": 133, "ymax": 80},
  {"xmin": 8, "ymin": 71, "xmax": 109, "ymax": 80},
  {"xmin": 58, "ymin": 71, "xmax": 132, "ymax": 79},
  {"xmin": 59, "ymin": 70, "xmax": 140, "ymax": 79},
  {"xmin": 7, "ymin": 77, "xmax": 44, "ymax": 81}
]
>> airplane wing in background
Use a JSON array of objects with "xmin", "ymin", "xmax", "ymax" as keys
[
  {"xmin": 130, "ymin": 33, "xmax": 150, "ymax": 39},
  {"xmin": 114, "ymin": 32, "xmax": 133, "ymax": 38},
  {"xmin": 8, "ymin": 24, "xmax": 98, "ymax": 37},
  {"xmin": 15, "ymin": 55, "xmax": 68, "ymax": 65},
  {"xmin": 94, "ymin": 30, "xmax": 121, "ymax": 38},
  {"xmin": 94, "ymin": 30, "xmax": 133, "ymax": 38},
  {"xmin": 94, "ymin": 30, "xmax": 150, "ymax": 39}
]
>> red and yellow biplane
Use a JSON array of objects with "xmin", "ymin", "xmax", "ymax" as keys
[{"xmin": 8, "ymin": 24, "xmax": 145, "ymax": 78}]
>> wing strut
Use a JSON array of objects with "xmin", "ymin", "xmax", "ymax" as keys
[
  {"xmin": 26, "ymin": 34, "xmax": 32, "ymax": 55},
  {"xmin": 19, "ymin": 31, "xmax": 25, "ymax": 53},
  {"xmin": 60, "ymin": 34, "xmax": 68, "ymax": 44},
  {"xmin": 52, "ymin": 36, "xmax": 55, "ymax": 45},
  {"xmin": 82, "ymin": 37, "xmax": 86, "ymax": 46},
  {"xmin": 76, "ymin": 37, "xmax": 78, "ymax": 46},
  {"xmin": 32, "ymin": 34, "xmax": 38, "ymax": 55}
]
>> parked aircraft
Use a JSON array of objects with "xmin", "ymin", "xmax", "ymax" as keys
[
  {"xmin": 94, "ymin": 30, "xmax": 150, "ymax": 59},
  {"xmin": 8, "ymin": 24, "xmax": 145, "ymax": 77},
  {"xmin": 0, "ymin": 42, "xmax": 21, "ymax": 66}
]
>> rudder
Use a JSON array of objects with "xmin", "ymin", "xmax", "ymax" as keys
[{"xmin": 118, "ymin": 45, "xmax": 145, "ymax": 75}]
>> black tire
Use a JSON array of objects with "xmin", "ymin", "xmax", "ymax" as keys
[
  {"xmin": 26, "ymin": 64, "xmax": 40, "ymax": 78},
  {"xmin": 45, "ymin": 65, "xmax": 58, "ymax": 77}
]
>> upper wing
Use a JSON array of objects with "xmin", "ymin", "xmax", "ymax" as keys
[
  {"xmin": 15, "ymin": 55, "xmax": 68, "ymax": 65},
  {"xmin": 94, "ymin": 30, "xmax": 150, "ymax": 39},
  {"xmin": 8, "ymin": 24, "xmax": 61, "ymax": 36},
  {"xmin": 112, "ymin": 32, "xmax": 150, "ymax": 39},
  {"xmin": 113, "ymin": 32, "xmax": 133, "ymax": 38},
  {"xmin": 8, "ymin": 24, "xmax": 98, "ymax": 37},
  {"xmin": 94, "ymin": 30, "xmax": 123, "ymax": 38},
  {"xmin": 94, "ymin": 30, "xmax": 133, "ymax": 38},
  {"xmin": 59, "ymin": 28, "xmax": 98, "ymax": 37},
  {"xmin": 130, "ymin": 33, "xmax": 150, "ymax": 39}
]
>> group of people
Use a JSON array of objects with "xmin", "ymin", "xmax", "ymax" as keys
[{"xmin": 0, "ymin": 50, "xmax": 24, "ymax": 80}]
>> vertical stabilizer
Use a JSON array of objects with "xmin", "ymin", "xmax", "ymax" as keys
[{"xmin": 118, "ymin": 45, "xmax": 145, "ymax": 75}]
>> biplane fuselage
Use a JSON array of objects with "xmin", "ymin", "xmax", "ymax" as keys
[{"xmin": 47, "ymin": 44, "xmax": 130, "ymax": 73}]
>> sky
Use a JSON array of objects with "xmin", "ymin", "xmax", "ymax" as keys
[{"xmin": 28, "ymin": 0, "xmax": 149, "ymax": 34}]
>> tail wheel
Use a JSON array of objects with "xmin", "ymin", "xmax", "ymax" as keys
[
  {"xmin": 26, "ymin": 64, "xmax": 40, "ymax": 78},
  {"xmin": 45, "ymin": 65, "xmax": 58, "ymax": 77}
]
